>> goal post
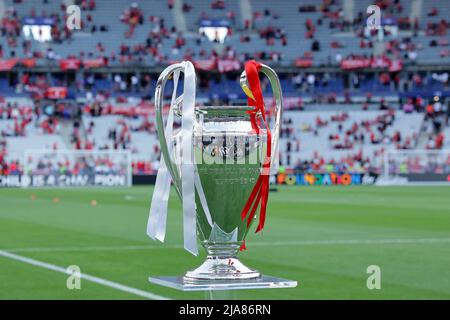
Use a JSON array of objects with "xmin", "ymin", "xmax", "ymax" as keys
[
  {"xmin": 22, "ymin": 149, "xmax": 132, "ymax": 188},
  {"xmin": 381, "ymin": 149, "xmax": 450, "ymax": 185}
]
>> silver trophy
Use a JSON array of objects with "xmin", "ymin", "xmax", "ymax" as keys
[{"xmin": 148, "ymin": 61, "xmax": 297, "ymax": 291}]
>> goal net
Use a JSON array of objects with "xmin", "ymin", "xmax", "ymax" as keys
[
  {"xmin": 382, "ymin": 149, "xmax": 450, "ymax": 185},
  {"xmin": 22, "ymin": 149, "xmax": 132, "ymax": 188}
]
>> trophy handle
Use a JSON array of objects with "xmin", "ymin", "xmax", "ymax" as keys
[
  {"xmin": 240, "ymin": 64, "xmax": 283, "ymax": 172},
  {"xmin": 154, "ymin": 63, "xmax": 186, "ymax": 198}
]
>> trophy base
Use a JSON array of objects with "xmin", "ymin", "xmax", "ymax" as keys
[
  {"xmin": 184, "ymin": 257, "xmax": 260, "ymax": 281},
  {"xmin": 148, "ymin": 275, "xmax": 298, "ymax": 291},
  {"xmin": 148, "ymin": 254, "xmax": 298, "ymax": 292}
]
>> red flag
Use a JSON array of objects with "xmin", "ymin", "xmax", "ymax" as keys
[
  {"xmin": 46, "ymin": 87, "xmax": 68, "ymax": 99},
  {"xmin": 0, "ymin": 59, "xmax": 19, "ymax": 71},
  {"xmin": 20, "ymin": 58, "xmax": 36, "ymax": 68},
  {"xmin": 59, "ymin": 59, "xmax": 81, "ymax": 70},
  {"xmin": 295, "ymin": 58, "xmax": 313, "ymax": 68},
  {"xmin": 388, "ymin": 59, "xmax": 403, "ymax": 72},
  {"xmin": 193, "ymin": 59, "xmax": 216, "ymax": 71},
  {"xmin": 217, "ymin": 59, "xmax": 241, "ymax": 73},
  {"xmin": 83, "ymin": 58, "xmax": 105, "ymax": 68}
]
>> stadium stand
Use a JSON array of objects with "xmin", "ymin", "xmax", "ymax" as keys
[{"xmin": 0, "ymin": 0, "xmax": 449, "ymax": 177}]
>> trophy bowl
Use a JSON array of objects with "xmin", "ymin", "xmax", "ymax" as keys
[{"xmin": 182, "ymin": 105, "xmax": 266, "ymax": 281}]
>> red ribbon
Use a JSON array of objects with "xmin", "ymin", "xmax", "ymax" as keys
[{"xmin": 240, "ymin": 60, "xmax": 272, "ymax": 239}]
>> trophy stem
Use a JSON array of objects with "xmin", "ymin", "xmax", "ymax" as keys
[
  {"xmin": 204, "ymin": 243, "xmax": 240, "ymax": 258},
  {"xmin": 183, "ymin": 243, "xmax": 261, "ymax": 281}
]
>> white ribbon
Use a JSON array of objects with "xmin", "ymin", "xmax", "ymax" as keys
[
  {"xmin": 270, "ymin": 129, "xmax": 280, "ymax": 175},
  {"xmin": 147, "ymin": 61, "xmax": 212, "ymax": 256},
  {"xmin": 146, "ymin": 70, "xmax": 180, "ymax": 242},
  {"xmin": 180, "ymin": 62, "xmax": 198, "ymax": 255}
]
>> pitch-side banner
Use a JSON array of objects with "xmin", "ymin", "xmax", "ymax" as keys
[
  {"xmin": 0, "ymin": 174, "xmax": 130, "ymax": 188},
  {"xmin": 275, "ymin": 172, "xmax": 378, "ymax": 186},
  {"xmin": 397, "ymin": 173, "xmax": 450, "ymax": 183}
]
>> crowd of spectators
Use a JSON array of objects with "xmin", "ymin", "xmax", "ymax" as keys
[
  {"xmin": 1, "ymin": 93, "xmax": 449, "ymax": 176},
  {"xmin": 294, "ymin": 0, "xmax": 450, "ymax": 68},
  {"xmin": 26, "ymin": 153, "xmax": 128, "ymax": 176},
  {"xmin": 279, "ymin": 104, "xmax": 430, "ymax": 173},
  {"xmin": 1, "ymin": 0, "xmax": 450, "ymax": 178},
  {"xmin": 388, "ymin": 154, "xmax": 450, "ymax": 175},
  {"xmin": 1, "ymin": 0, "xmax": 449, "ymax": 66},
  {"xmin": 291, "ymin": 151, "xmax": 375, "ymax": 174},
  {"xmin": 422, "ymin": 97, "xmax": 449, "ymax": 150},
  {"xmin": 0, "ymin": 139, "xmax": 22, "ymax": 175}
]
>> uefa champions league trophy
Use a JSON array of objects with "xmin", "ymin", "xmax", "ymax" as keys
[{"xmin": 147, "ymin": 60, "xmax": 297, "ymax": 291}]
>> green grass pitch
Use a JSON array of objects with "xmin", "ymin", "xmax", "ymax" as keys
[{"xmin": 0, "ymin": 185, "xmax": 450, "ymax": 300}]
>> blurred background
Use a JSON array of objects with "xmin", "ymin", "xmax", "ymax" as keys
[
  {"xmin": 0, "ymin": 0, "xmax": 450, "ymax": 300},
  {"xmin": 0, "ymin": 0, "xmax": 449, "ymax": 186}
]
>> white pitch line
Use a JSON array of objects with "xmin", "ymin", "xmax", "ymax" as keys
[
  {"xmin": 4, "ymin": 244, "xmax": 184, "ymax": 253},
  {"xmin": 251, "ymin": 237, "xmax": 450, "ymax": 246},
  {"xmin": 0, "ymin": 250, "xmax": 170, "ymax": 300},
  {"xmin": 3, "ymin": 238, "xmax": 450, "ymax": 254}
]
